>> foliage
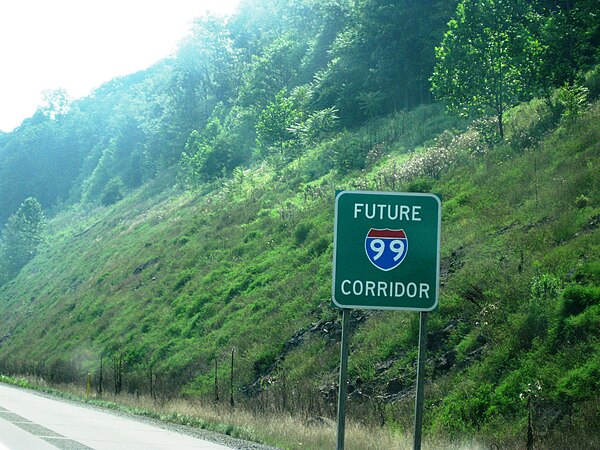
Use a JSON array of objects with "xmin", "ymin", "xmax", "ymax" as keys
[
  {"xmin": 0, "ymin": 97, "xmax": 598, "ymax": 445},
  {"xmin": 1, "ymin": 0, "xmax": 595, "ymax": 223},
  {"xmin": 583, "ymin": 64, "xmax": 600, "ymax": 99},
  {"xmin": 540, "ymin": 0, "xmax": 600, "ymax": 88},
  {"xmin": 181, "ymin": 127, "xmax": 226, "ymax": 185},
  {"xmin": 255, "ymin": 89, "xmax": 303, "ymax": 161},
  {"xmin": 559, "ymin": 285, "xmax": 600, "ymax": 317},
  {"xmin": 288, "ymin": 106, "xmax": 339, "ymax": 147},
  {"xmin": 312, "ymin": 0, "xmax": 458, "ymax": 123},
  {"xmin": 555, "ymin": 82, "xmax": 590, "ymax": 122},
  {"xmin": 431, "ymin": 0, "xmax": 546, "ymax": 138},
  {"xmin": 37, "ymin": 88, "xmax": 72, "ymax": 120},
  {"xmin": 0, "ymin": 0, "xmax": 599, "ymax": 447},
  {"xmin": 557, "ymin": 354, "xmax": 600, "ymax": 403},
  {"xmin": 0, "ymin": 197, "xmax": 46, "ymax": 281},
  {"xmin": 101, "ymin": 178, "xmax": 125, "ymax": 206},
  {"xmin": 530, "ymin": 273, "xmax": 561, "ymax": 302}
]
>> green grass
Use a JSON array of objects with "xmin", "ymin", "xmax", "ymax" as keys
[{"xmin": 0, "ymin": 99, "xmax": 599, "ymax": 448}]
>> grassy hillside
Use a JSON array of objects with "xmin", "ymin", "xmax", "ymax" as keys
[{"xmin": 0, "ymin": 97, "xmax": 599, "ymax": 447}]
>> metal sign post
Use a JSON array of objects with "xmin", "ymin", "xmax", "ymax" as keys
[
  {"xmin": 413, "ymin": 311, "xmax": 428, "ymax": 450},
  {"xmin": 336, "ymin": 309, "xmax": 350, "ymax": 450},
  {"xmin": 332, "ymin": 190, "xmax": 441, "ymax": 449}
]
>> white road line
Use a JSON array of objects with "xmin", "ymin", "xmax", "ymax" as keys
[{"xmin": 0, "ymin": 415, "xmax": 58, "ymax": 450}]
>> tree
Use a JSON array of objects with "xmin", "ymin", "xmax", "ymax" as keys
[
  {"xmin": 237, "ymin": 35, "xmax": 308, "ymax": 111},
  {"xmin": 174, "ymin": 15, "xmax": 242, "ymax": 126},
  {"xmin": 179, "ymin": 121, "xmax": 231, "ymax": 186},
  {"xmin": 0, "ymin": 197, "xmax": 46, "ymax": 279},
  {"xmin": 431, "ymin": 0, "xmax": 546, "ymax": 139},
  {"xmin": 288, "ymin": 106, "xmax": 339, "ymax": 146},
  {"xmin": 100, "ymin": 178, "xmax": 125, "ymax": 206},
  {"xmin": 255, "ymin": 89, "xmax": 303, "ymax": 160},
  {"xmin": 38, "ymin": 88, "xmax": 72, "ymax": 120},
  {"xmin": 310, "ymin": 0, "xmax": 457, "ymax": 125},
  {"xmin": 540, "ymin": 0, "xmax": 600, "ymax": 88}
]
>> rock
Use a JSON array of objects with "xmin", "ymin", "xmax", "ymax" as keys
[
  {"xmin": 585, "ymin": 214, "xmax": 600, "ymax": 230},
  {"xmin": 0, "ymin": 333, "xmax": 11, "ymax": 346},
  {"xmin": 433, "ymin": 349, "xmax": 456, "ymax": 375},
  {"xmin": 427, "ymin": 320, "xmax": 457, "ymax": 352},
  {"xmin": 133, "ymin": 258, "xmax": 159, "ymax": 275},
  {"xmin": 385, "ymin": 378, "xmax": 406, "ymax": 396}
]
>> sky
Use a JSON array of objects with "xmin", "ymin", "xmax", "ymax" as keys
[{"xmin": 0, "ymin": 0, "xmax": 241, "ymax": 132}]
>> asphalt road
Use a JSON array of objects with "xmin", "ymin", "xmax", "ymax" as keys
[{"xmin": 0, "ymin": 383, "xmax": 233, "ymax": 450}]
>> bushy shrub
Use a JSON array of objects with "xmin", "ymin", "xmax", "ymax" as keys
[
  {"xmin": 307, "ymin": 237, "xmax": 330, "ymax": 256},
  {"xmin": 331, "ymin": 131, "xmax": 369, "ymax": 174},
  {"xmin": 550, "ymin": 285, "xmax": 600, "ymax": 348},
  {"xmin": 563, "ymin": 304, "xmax": 600, "ymax": 342},
  {"xmin": 101, "ymin": 178, "xmax": 125, "ymax": 206},
  {"xmin": 559, "ymin": 285, "xmax": 600, "ymax": 317},
  {"xmin": 573, "ymin": 261, "xmax": 600, "ymax": 284},
  {"xmin": 531, "ymin": 273, "xmax": 561, "ymax": 302},
  {"xmin": 505, "ymin": 98, "xmax": 555, "ymax": 152},
  {"xmin": 555, "ymin": 83, "xmax": 589, "ymax": 123},
  {"xmin": 583, "ymin": 64, "xmax": 600, "ymax": 99},
  {"xmin": 374, "ymin": 122, "xmax": 493, "ymax": 192},
  {"xmin": 574, "ymin": 194, "xmax": 590, "ymax": 209},
  {"xmin": 490, "ymin": 369, "xmax": 540, "ymax": 418},
  {"xmin": 405, "ymin": 177, "xmax": 434, "ymax": 193},
  {"xmin": 173, "ymin": 270, "xmax": 194, "ymax": 292},
  {"xmin": 293, "ymin": 222, "xmax": 312, "ymax": 246},
  {"xmin": 557, "ymin": 354, "xmax": 600, "ymax": 404},
  {"xmin": 434, "ymin": 381, "xmax": 495, "ymax": 434},
  {"xmin": 365, "ymin": 142, "xmax": 388, "ymax": 168}
]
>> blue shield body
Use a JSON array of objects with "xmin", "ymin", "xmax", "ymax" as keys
[{"xmin": 365, "ymin": 228, "xmax": 408, "ymax": 271}]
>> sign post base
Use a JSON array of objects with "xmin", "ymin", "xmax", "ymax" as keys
[
  {"xmin": 336, "ymin": 309, "xmax": 350, "ymax": 450},
  {"xmin": 413, "ymin": 311, "xmax": 428, "ymax": 450}
]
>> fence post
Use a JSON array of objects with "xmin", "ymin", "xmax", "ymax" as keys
[{"xmin": 230, "ymin": 348, "xmax": 235, "ymax": 407}]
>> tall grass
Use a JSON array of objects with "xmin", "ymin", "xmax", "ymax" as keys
[{"xmin": 2, "ymin": 375, "xmax": 493, "ymax": 450}]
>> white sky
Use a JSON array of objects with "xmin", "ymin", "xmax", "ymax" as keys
[{"xmin": 0, "ymin": 0, "xmax": 240, "ymax": 132}]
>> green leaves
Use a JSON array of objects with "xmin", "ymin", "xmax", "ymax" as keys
[
  {"xmin": 288, "ymin": 106, "xmax": 339, "ymax": 147},
  {"xmin": 431, "ymin": 0, "xmax": 546, "ymax": 138},
  {"xmin": 180, "ymin": 130, "xmax": 225, "ymax": 186},
  {"xmin": 0, "ymin": 197, "xmax": 46, "ymax": 281},
  {"xmin": 555, "ymin": 83, "xmax": 590, "ymax": 122},
  {"xmin": 255, "ymin": 90, "xmax": 302, "ymax": 157}
]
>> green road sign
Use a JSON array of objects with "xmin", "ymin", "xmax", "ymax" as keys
[{"xmin": 332, "ymin": 191, "xmax": 441, "ymax": 311}]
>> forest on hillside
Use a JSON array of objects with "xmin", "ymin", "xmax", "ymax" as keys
[
  {"xmin": 1, "ymin": 0, "xmax": 598, "ymax": 257},
  {"xmin": 0, "ymin": 0, "xmax": 599, "ymax": 448}
]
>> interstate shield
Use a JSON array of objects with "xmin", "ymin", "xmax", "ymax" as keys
[{"xmin": 365, "ymin": 228, "xmax": 408, "ymax": 271}]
